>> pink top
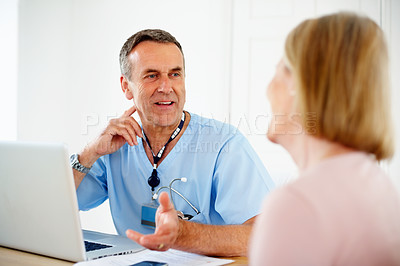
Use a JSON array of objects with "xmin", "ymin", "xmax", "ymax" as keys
[{"xmin": 249, "ymin": 152, "xmax": 400, "ymax": 266}]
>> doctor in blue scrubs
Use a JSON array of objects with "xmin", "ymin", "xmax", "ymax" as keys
[{"xmin": 71, "ymin": 29, "xmax": 275, "ymax": 257}]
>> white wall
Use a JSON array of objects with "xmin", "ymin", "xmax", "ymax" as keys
[
  {"xmin": 0, "ymin": 0, "xmax": 18, "ymax": 140},
  {"xmin": 9, "ymin": 0, "xmax": 400, "ymax": 234},
  {"xmin": 387, "ymin": 0, "xmax": 400, "ymax": 189}
]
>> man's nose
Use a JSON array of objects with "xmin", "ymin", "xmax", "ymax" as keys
[{"xmin": 157, "ymin": 74, "xmax": 173, "ymax": 93}]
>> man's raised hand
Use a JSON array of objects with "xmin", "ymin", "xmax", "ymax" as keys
[
  {"xmin": 126, "ymin": 192, "xmax": 180, "ymax": 251},
  {"xmin": 91, "ymin": 105, "xmax": 143, "ymax": 157}
]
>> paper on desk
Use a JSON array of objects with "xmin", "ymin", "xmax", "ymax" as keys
[{"xmin": 74, "ymin": 249, "xmax": 234, "ymax": 266}]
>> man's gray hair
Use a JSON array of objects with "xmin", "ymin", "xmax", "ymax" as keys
[{"xmin": 119, "ymin": 29, "xmax": 185, "ymax": 81}]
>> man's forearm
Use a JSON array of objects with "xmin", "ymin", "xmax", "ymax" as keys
[
  {"xmin": 72, "ymin": 147, "xmax": 100, "ymax": 189},
  {"xmin": 173, "ymin": 218, "xmax": 255, "ymax": 257},
  {"xmin": 125, "ymin": 193, "xmax": 257, "ymax": 257}
]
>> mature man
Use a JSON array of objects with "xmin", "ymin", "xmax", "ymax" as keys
[{"xmin": 71, "ymin": 29, "xmax": 274, "ymax": 257}]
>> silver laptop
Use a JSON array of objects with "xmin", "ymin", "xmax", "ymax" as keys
[{"xmin": 0, "ymin": 141, "xmax": 145, "ymax": 262}]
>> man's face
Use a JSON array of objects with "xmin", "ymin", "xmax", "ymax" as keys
[{"xmin": 123, "ymin": 41, "xmax": 186, "ymax": 129}]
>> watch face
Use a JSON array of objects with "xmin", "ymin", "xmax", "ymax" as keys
[{"xmin": 70, "ymin": 153, "xmax": 77, "ymax": 163}]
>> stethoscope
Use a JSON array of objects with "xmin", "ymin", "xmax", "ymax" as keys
[{"xmin": 152, "ymin": 177, "xmax": 200, "ymax": 219}]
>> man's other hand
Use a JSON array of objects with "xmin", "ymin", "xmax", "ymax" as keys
[
  {"xmin": 73, "ymin": 106, "xmax": 142, "ymax": 189},
  {"xmin": 126, "ymin": 192, "xmax": 180, "ymax": 251}
]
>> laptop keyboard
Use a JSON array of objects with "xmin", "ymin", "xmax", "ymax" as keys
[{"xmin": 84, "ymin": 240, "xmax": 113, "ymax": 252}]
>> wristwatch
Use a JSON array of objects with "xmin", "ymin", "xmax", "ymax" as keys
[{"xmin": 70, "ymin": 153, "xmax": 91, "ymax": 174}]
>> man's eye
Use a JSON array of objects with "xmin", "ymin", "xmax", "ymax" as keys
[
  {"xmin": 171, "ymin": 73, "xmax": 180, "ymax": 77},
  {"xmin": 147, "ymin": 74, "xmax": 156, "ymax": 79}
]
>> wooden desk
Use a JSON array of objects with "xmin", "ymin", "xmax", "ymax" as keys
[{"xmin": 0, "ymin": 246, "xmax": 248, "ymax": 266}]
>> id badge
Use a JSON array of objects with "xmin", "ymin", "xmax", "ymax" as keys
[{"xmin": 141, "ymin": 200, "xmax": 158, "ymax": 228}]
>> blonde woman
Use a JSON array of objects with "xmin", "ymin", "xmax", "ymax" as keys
[{"xmin": 249, "ymin": 12, "xmax": 400, "ymax": 265}]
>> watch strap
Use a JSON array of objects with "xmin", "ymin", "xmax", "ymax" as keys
[{"xmin": 70, "ymin": 153, "xmax": 91, "ymax": 174}]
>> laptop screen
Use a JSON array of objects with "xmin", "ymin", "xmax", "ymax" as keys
[{"xmin": 0, "ymin": 141, "xmax": 86, "ymax": 261}]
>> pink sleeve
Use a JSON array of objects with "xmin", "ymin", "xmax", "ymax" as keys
[{"xmin": 249, "ymin": 187, "xmax": 325, "ymax": 266}]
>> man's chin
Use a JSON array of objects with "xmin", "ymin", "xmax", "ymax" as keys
[{"xmin": 152, "ymin": 112, "xmax": 182, "ymax": 128}]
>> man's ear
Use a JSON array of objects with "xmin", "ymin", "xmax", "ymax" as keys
[{"xmin": 120, "ymin": 75, "xmax": 134, "ymax": 100}]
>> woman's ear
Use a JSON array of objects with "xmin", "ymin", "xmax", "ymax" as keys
[{"xmin": 120, "ymin": 75, "xmax": 134, "ymax": 100}]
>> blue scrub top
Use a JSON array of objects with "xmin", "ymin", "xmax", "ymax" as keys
[{"xmin": 77, "ymin": 112, "xmax": 275, "ymax": 235}]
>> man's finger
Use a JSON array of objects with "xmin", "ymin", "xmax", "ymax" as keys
[
  {"xmin": 122, "ymin": 105, "xmax": 137, "ymax": 117},
  {"xmin": 158, "ymin": 192, "xmax": 175, "ymax": 212},
  {"xmin": 127, "ymin": 116, "xmax": 143, "ymax": 138},
  {"xmin": 126, "ymin": 229, "xmax": 170, "ymax": 251},
  {"xmin": 119, "ymin": 119, "xmax": 139, "ymax": 145},
  {"xmin": 136, "ymin": 233, "xmax": 172, "ymax": 251},
  {"xmin": 126, "ymin": 229, "xmax": 143, "ymax": 244},
  {"xmin": 113, "ymin": 127, "xmax": 134, "ymax": 146}
]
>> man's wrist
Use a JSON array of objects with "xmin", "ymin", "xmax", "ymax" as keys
[
  {"xmin": 71, "ymin": 146, "xmax": 100, "ymax": 173},
  {"xmin": 175, "ymin": 218, "xmax": 185, "ymax": 247},
  {"xmin": 79, "ymin": 145, "xmax": 101, "ymax": 167},
  {"xmin": 70, "ymin": 153, "xmax": 92, "ymax": 174}
]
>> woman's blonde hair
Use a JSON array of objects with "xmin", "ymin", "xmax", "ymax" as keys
[{"xmin": 285, "ymin": 12, "xmax": 394, "ymax": 160}]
